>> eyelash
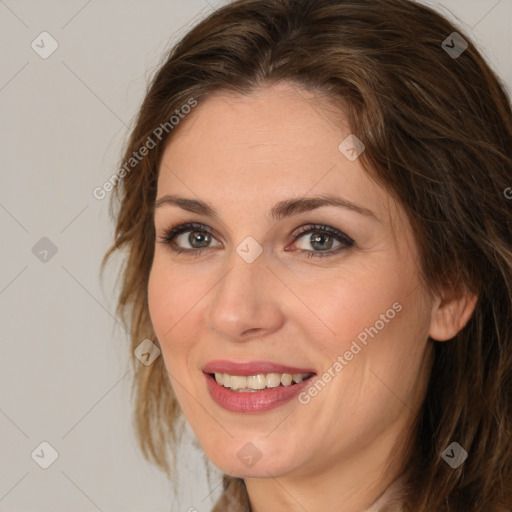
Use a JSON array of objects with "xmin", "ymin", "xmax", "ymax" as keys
[{"xmin": 157, "ymin": 222, "xmax": 354, "ymax": 259}]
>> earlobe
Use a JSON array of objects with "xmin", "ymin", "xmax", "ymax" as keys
[{"xmin": 428, "ymin": 291, "xmax": 478, "ymax": 342}]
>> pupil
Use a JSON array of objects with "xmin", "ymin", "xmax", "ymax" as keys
[
  {"xmin": 191, "ymin": 231, "xmax": 210, "ymax": 248},
  {"xmin": 311, "ymin": 233, "xmax": 332, "ymax": 250}
]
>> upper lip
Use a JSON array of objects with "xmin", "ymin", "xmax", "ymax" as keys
[{"xmin": 202, "ymin": 360, "xmax": 316, "ymax": 376}]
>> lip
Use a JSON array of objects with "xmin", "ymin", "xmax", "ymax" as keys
[
  {"xmin": 203, "ymin": 372, "xmax": 316, "ymax": 413},
  {"xmin": 202, "ymin": 360, "xmax": 317, "ymax": 413},
  {"xmin": 202, "ymin": 360, "xmax": 316, "ymax": 376}
]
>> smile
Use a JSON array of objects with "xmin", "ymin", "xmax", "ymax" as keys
[
  {"xmin": 214, "ymin": 372, "xmax": 313, "ymax": 391},
  {"xmin": 203, "ymin": 372, "xmax": 316, "ymax": 413}
]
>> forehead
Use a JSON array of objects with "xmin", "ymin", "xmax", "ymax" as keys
[{"xmin": 157, "ymin": 82, "xmax": 394, "ymax": 227}]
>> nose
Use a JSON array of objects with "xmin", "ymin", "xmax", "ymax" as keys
[{"xmin": 205, "ymin": 245, "xmax": 285, "ymax": 343}]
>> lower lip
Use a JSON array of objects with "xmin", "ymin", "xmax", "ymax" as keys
[{"xmin": 204, "ymin": 373, "xmax": 315, "ymax": 413}]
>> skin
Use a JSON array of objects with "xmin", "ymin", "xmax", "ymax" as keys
[{"xmin": 148, "ymin": 81, "xmax": 477, "ymax": 512}]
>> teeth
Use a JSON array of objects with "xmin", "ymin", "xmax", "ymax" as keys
[
  {"xmin": 247, "ymin": 374, "xmax": 266, "ymax": 390},
  {"xmin": 230, "ymin": 375, "xmax": 247, "ymax": 390},
  {"xmin": 281, "ymin": 373, "xmax": 293, "ymax": 386},
  {"xmin": 214, "ymin": 372, "xmax": 311, "ymax": 391},
  {"xmin": 266, "ymin": 373, "xmax": 281, "ymax": 388}
]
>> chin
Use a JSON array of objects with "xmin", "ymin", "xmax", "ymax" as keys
[{"xmin": 203, "ymin": 439, "xmax": 301, "ymax": 479}]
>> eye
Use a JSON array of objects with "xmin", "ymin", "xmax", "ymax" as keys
[
  {"xmin": 289, "ymin": 224, "xmax": 354, "ymax": 259},
  {"xmin": 157, "ymin": 222, "xmax": 354, "ymax": 259},
  {"xmin": 158, "ymin": 222, "xmax": 221, "ymax": 256}
]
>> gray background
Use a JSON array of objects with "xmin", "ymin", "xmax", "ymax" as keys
[{"xmin": 1, "ymin": 1, "xmax": 511, "ymax": 511}]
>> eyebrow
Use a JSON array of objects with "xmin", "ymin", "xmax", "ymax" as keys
[{"xmin": 154, "ymin": 193, "xmax": 380, "ymax": 222}]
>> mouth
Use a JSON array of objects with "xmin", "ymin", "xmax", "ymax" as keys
[
  {"xmin": 206, "ymin": 371, "xmax": 315, "ymax": 392},
  {"xmin": 202, "ymin": 361, "xmax": 317, "ymax": 413}
]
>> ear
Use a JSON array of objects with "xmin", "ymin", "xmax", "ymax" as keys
[{"xmin": 428, "ymin": 288, "xmax": 478, "ymax": 342}]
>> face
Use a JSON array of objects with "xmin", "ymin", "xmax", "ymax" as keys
[{"xmin": 148, "ymin": 82, "xmax": 436, "ymax": 480}]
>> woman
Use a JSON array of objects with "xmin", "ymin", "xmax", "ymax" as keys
[{"xmin": 103, "ymin": 0, "xmax": 512, "ymax": 510}]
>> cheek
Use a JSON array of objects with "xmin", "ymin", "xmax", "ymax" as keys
[
  {"xmin": 299, "ymin": 260, "xmax": 409, "ymax": 352},
  {"xmin": 147, "ymin": 257, "xmax": 205, "ymax": 415},
  {"xmin": 297, "ymin": 251, "xmax": 431, "ymax": 409},
  {"xmin": 147, "ymin": 260, "xmax": 172, "ymax": 341},
  {"xmin": 147, "ymin": 256, "xmax": 198, "ymax": 357},
  {"xmin": 322, "ymin": 274, "xmax": 431, "ymax": 413}
]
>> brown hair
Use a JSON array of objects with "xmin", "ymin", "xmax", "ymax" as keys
[{"xmin": 102, "ymin": 0, "xmax": 512, "ymax": 510}]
